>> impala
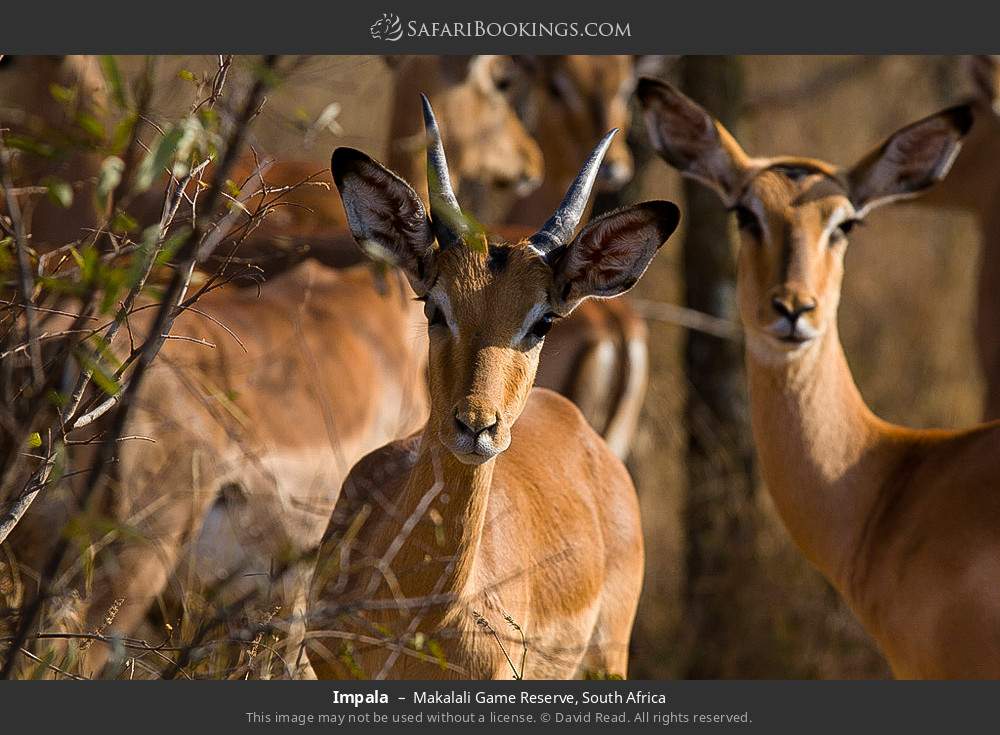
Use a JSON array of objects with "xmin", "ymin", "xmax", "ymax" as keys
[
  {"xmin": 223, "ymin": 56, "xmax": 546, "ymax": 251},
  {"xmin": 2, "ymin": 59, "xmax": 647, "ymax": 675},
  {"xmin": 3, "ymin": 58, "xmax": 430, "ymax": 676},
  {"xmin": 911, "ymin": 55, "xmax": 1000, "ymax": 419},
  {"xmin": 306, "ymin": 97, "xmax": 679, "ymax": 679},
  {"xmin": 501, "ymin": 55, "xmax": 636, "ymax": 226},
  {"xmin": 386, "ymin": 56, "xmax": 544, "ymax": 219},
  {"xmin": 237, "ymin": 54, "xmax": 649, "ymax": 458},
  {"xmin": 1, "ymin": 54, "xmax": 650, "ymax": 459},
  {"xmin": 492, "ymin": 56, "xmax": 650, "ymax": 456},
  {"xmin": 233, "ymin": 55, "xmax": 650, "ymax": 458},
  {"xmin": 6, "ymin": 253, "xmax": 430, "ymax": 677},
  {"xmin": 639, "ymin": 77, "xmax": 1000, "ymax": 678}
]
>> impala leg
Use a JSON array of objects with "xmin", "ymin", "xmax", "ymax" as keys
[
  {"xmin": 540, "ymin": 301, "xmax": 617, "ymax": 435},
  {"xmin": 579, "ymin": 570, "xmax": 642, "ymax": 679}
]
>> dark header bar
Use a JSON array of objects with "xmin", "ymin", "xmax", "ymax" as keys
[{"xmin": 1, "ymin": 0, "xmax": 999, "ymax": 53}]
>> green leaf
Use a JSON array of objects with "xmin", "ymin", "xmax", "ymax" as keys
[
  {"xmin": 337, "ymin": 645, "xmax": 364, "ymax": 679},
  {"xmin": 96, "ymin": 156, "xmax": 125, "ymax": 205},
  {"xmin": 69, "ymin": 245, "xmax": 85, "ymax": 271},
  {"xmin": 5, "ymin": 134, "xmax": 55, "ymax": 158},
  {"xmin": 125, "ymin": 225, "xmax": 161, "ymax": 287},
  {"xmin": 0, "ymin": 237, "xmax": 14, "ymax": 272},
  {"xmin": 26, "ymin": 432, "xmax": 42, "ymax": 449},
  {"xmin": 73, "ymin": 244, "xmax": 100, "ymax": 285},
  {"xmin": 177, "ymin": 69, "xmax": 197, "ymax": 83},
  {"xmin": 74, "ymin": 349, "xmax": 120, "ymax": 397},
  {"xmin": 110, "ymin": 210, "xmax": 138, "ymax": 234},
  {"xmin": 460, "ymin": 211, "xmax": 489, "ymax": 254},
  {"xmin": 48, "ymin": 83, "xmax": 75, "ymax": 105},
  {"xmin": 42, "ymin": 177, "xmax": 74, "ymax": 208},
  {"xmin": 75, "ymin": 111, "xmax": 106, "ymax": 141},
  {"xmin": 37, "ymin": 275, "xmax": 85, "ymax": 299},
  {"xmin": 198, "ymin": 107, "xmax": 219, "ymax": 130},
  {"xmin": 134, "ymin": 126, "xmax": 184, "ymax": 192},
  {"xmin": 88, "ymin": 334, "xmax": 124, "ymax": 373},
  {"xmin": 99, "ymin": 55, "xmax": 127, "ymax": 110},
  {"xmin": 427, "ymin": 639, "xmax": 448, "ymax": 671},
  {"xmin": 64, "ymin": 512, "xmax": 145, "ymax": 546},
  {"xmin": 153, "ymin": 226, "xmax": 191, "ymax": 267},
  {"xmin": 110, "ymin": 113, "xmax": 137, "ymax": 155},
  {"xmin": 583, "ymin": 669, "xmax": 624, "ymax": 680},
  {"xmin": 99, "ymin": 268, "xmax": 126, "ymax": 314}
]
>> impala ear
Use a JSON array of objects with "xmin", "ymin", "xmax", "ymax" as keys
[
  {"xmin": 549, "ymin": 201, "xmax": 680, "ymax": 315},
  {"xmin": 331, "ymin": 147, "xmax": 436, "ymax": 290},
  {"xmin": 845, "ymin": 105, "xmax": 974, "ymax": 217},
  {"xmin": 967, "ymin": 55, "xmax": 1000, "ymax": 108},
  {"xmin": 636, "ymin": 77, "xmax": 751, "ymax": 206}
]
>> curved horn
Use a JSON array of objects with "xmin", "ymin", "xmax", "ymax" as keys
[
  {"xmin": 421, "ymin": 93, "xmax": 465, "ymax": 245},
  {"xmin": 530, "ymin": 129, "xmax": 618, "ymax": 253}
]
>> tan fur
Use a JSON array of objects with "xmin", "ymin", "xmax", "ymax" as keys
[
  {"xmin": 641, "ymin": 79, "xmax": 1000, "ymax": 678},
  {"xmin": 9, "ymin": 261, "xmax": 429, "ymax": 675},
  {"xmin": 503, "ymin": 56, "xmax": 635, "ymax": 225},
  {"xmin": 387, "ymin": 56, "xmax": 544, "ymax": 215},
  {"xmin": 0, "ymin": 56, "xmax": 647, "ymax": 458},
  {"xmin": 307, "ymin": 243, "xmax": 644, "ymax": 680},
  {"xmin": 537, "ymin": 296, "xmax": 648, "ymax": 458},
  {"xmin": 3, "ymin": 59, "xmax": 647, "ymax": 677}
]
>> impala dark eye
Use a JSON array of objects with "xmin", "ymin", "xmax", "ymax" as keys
[
  {"xmin": 528, "ymin": 313, "xmax": 557, "ymax": 341},
  {"xmin": 733, "ymin": 205, "xmax": 762, "ymax": 238},
  {"xmin": 836, "ymin": 218, "xmax": 861, "ymax": 237},
  {"xmin": 421, "ymin": 298, "xmax": 447, "ymax": 329}
]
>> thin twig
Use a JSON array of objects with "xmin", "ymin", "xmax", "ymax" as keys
[
  {"xmin": 16, "ymin": 647, "xmax": 87, "ymax": 680},
  {"xmin": 630, "ymin": 298, "xmax": 743, "ymax": 341},
  {"xmin": 0, "ymin": 55, "xmax": 280, "ymax": 680},
  {"xmin": 0, "ymin": 133, "xmax": 43, "ymax": 388}
]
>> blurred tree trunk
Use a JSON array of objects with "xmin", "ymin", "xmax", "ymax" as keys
[
  {"xmin": 591, "ymin": 57, "xmax": 687, "ymax": 679},
  {"xmin": 676, "ymin": 55, "xmax": 758, "ymax": 678}
]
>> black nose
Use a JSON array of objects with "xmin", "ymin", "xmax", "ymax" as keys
[
  {"xmin": 771, "ymin": 296, "xmax": 816, "ymax": 322},
  {"xmin": 454, "ymin": 411, "xmax": 498, "ymax": 439}
]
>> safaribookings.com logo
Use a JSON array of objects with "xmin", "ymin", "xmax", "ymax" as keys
[
  {"xmin": 370, "ymin": 13, "xmax": 404, "ymax": 41},
  {"xmin": 369, "ymin": 13, "xmax": 631, "ymax": 42}
]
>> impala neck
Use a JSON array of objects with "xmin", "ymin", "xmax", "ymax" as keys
[
  {"xmin": 746, "ymin": 324, "xmax": 887, "ymax": 592},
  {"xmin": 388, "ymin": 428, "xmax": 495, "ymax": 620}
]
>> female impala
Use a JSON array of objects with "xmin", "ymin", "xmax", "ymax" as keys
[
  {"xmin": 306, "ymin": 97, "xmax": 679, "ymax": 679},
  {"xmin": 639, "ymin": 77, "xmax": 1000, "ymax": 678},
  {"xmin": 912, "ymin": 55, "xmax": 1000, "ymax": 419},
  {"xmin": 6, "ymin": 250, "xmax": 431, "ymax": 677}
]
